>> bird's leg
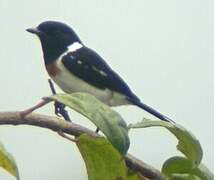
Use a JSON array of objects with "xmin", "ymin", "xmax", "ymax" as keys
[{"xmin": 48, "ymin": 79, "xmax": 71, "ymax": 122}]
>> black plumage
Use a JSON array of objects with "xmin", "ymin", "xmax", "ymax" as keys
[{"xmin": 62, "ymin": 46, "xmax": 139, "ymax": 100}]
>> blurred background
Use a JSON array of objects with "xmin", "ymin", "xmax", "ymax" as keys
[{"xmin": 0, "ymin": 0, "xmax": 213, "ymax": 179}]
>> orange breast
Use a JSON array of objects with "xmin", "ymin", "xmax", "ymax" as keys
[{"xmin": 45, "ymin": 62, "xmax": 60, "ymax": 77}]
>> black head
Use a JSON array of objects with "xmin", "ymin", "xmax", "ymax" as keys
[{"xmin": 27, "ymin": 21, "xmax": 81, "ymax": 64}]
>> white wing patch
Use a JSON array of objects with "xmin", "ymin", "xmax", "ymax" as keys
[
  {"xmin": 67, "ymin": 42, "xmax": 83, "ymax": 52},
  {"xmin": 92, "ymin": 66, "xmax": 108, "ymax": 77},
  {"xmin": 77, "ymin": 60, "xmax": 82, "ymax": 64}
]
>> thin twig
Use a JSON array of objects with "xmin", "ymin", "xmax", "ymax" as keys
[
  {"xmin": 20, "ymin": 100, "xmax": 50, "ymax": 117},
  {"xmin": 0, "ymin": 111, "xmax": 165, "ymax": 180},
  {"xmin": 58, "ymin": 130, "xmax": 77, "ymax": 142}
]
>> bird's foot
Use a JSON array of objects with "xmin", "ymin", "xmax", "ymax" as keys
[
  {"xmin": 48, "ymin": 79, "xmax": 71, "ymax": 122},
  {"xmin": 54, "ymin": 101, "xmax": 71, "ymax": 122}
]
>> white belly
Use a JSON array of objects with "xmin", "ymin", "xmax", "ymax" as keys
[{"xmin": 51, "ymin": 59, "xmax": 130, "ymax": 106}]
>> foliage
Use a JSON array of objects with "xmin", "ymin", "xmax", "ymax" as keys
[
  {"xmin": 129, "ymin": 119, "xmax": 213, "ymax": 179},
  {"xmin": 45, "ymin": 93, "xmax": 130, "ymax": 155},
  {"xmin": 77, "ymin": 134, "xmax": 139, "ymax": 180},
  {"xmin": 128, "ymin": 119, "xmax": 203, "ymax": 167},
  {"xmin": 0, "ymin": 93, "xmax": 213, "ymax": 180},
  {"xmin": 0, "ymin": 142, "xmax": 19, "ymax": 179}
]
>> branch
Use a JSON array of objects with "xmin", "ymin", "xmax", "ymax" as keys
[{"xmin": 0, "ymin": 111, "xmax": 165, "ymax": 180}]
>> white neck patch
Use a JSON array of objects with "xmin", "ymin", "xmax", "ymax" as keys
[
  {"xmin": 67, "ymin": 42, "xmax": 83, "ymax": 52},
  {"xmin": 57, "ymin": 42, "xmax": 83, "ymax": 61}
]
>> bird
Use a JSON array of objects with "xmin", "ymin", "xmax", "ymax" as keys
[{"xmin": 26, "ymin": 21, "xmax": 174, "ymax": 123}]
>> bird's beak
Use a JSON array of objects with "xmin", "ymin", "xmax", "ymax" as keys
[{"xmin": 26, "ymin": 27, "xmax": 41, "ymax": 35}]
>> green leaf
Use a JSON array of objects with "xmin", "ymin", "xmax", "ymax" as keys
[
  {"xmin": 169, "ymin": 173, "xmax": 201, "ymax": 180},
  {"xmin": 0, "ymin": 142, "xmax": 19, "ymax": 179},
  {"xmin": 192, "ymin": 164, "xmax": 214, "ymax": 180},
  {"xmin": 128, "ymin": 119, "xmax": 203, "ymax": 167},
  {"xmin": 76, "ymin": 134, "xmax": 138, "ymax": 180},
  {"xmin": 45, "ymin": 93, "xmax": 130, "ymax": 155},
  {"xmin": 162, "ymin": 156, "xmax": 193, "ymax": 176},
  {"xmin": 162, "ymin": 156, "xmax": 214, "ymax": 180}
]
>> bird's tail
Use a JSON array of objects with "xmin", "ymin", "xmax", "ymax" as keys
[{"xmin": 130, "ymin": 98, "xmax": 174, "ymax": 123}]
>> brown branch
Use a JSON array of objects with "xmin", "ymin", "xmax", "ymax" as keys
[{"xmin": 0, "ymin": 111, "xmax": 165, "ymax": 180}]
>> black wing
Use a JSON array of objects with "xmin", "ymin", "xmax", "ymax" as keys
[
  {"xmin": 62, "ymin": 46, "xmax": 174, "ymax": 123},
  {"xmin": 61, "ymin": 46, "xmax": 139, "ymax": 101}
]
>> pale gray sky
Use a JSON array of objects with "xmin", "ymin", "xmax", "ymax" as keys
[{"xmin": 0, "ymin": 0, "xmax": 213, "ymax": 179}]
